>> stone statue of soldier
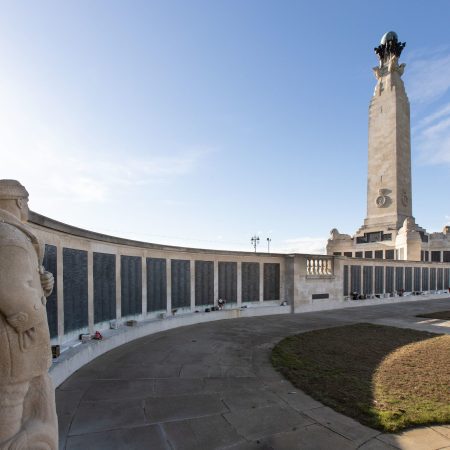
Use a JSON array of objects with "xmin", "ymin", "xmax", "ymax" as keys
[{"xmin": 0, "ymin": 180, "xmax": 58, "ymax": 449}]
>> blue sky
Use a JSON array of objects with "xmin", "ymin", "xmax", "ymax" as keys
[{"xmin": 1, "ymin": 1, "xmax": 450, "ymax": 253}]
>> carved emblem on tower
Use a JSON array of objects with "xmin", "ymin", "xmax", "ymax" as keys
[
  {"xmin": 375, "ymin": 189, "xmax": 390, "ymax": 208},
  {"xmin": 401, "ymin": 191, "xmax": 408, "ymax": 207}
]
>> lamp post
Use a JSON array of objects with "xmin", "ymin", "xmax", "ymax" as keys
[
  {"xmin": 266, "ymin": 237, "xmax": 271, "ymax": 253},
  {"xmin": 251, "ymin": 235, "xmax": 260, "ymax": 252}
]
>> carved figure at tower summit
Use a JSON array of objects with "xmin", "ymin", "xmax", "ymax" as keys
[
  {"xmin": 373, "ymin": 31, "xmax": 406, "ymax": 95},
  {"xmin": 0, "ymin": 180, "xmax": 58, "ymax": 449}
]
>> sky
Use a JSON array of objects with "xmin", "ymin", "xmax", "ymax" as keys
[{"xmin": 1, "ymin": 1, "xmax": 450, "ymax": 254}]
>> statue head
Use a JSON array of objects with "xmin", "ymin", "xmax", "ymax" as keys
[
  {"xmin": 0, "ymin": 179, "xmax": 30, "ymax": 222},
  {"xmin": 402, "ymin": 216, "xmax": 416, "ymax": 232},
  {"xmin": 329, "ymin": 228, "xmax": 340, "ymax": 239}
]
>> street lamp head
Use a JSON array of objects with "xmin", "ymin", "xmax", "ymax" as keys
[{"xmin": 251, "ymin": 235, "xmax": 260, "ymax": 252}]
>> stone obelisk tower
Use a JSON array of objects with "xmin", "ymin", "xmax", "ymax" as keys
[
  {"xmin": 327, "ymin": 31, "xmax": 450, "ymax": 261},
  {"xmin": 364, "ymin": 31, "xmax": 412, "ymax": 230}
]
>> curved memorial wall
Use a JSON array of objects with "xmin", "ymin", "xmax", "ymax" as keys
[
  {"xmin": 29, "ymin": 211, "xmax": 450, "ymax": 386},
  {"xmin": 29, "ymin": 212, "xmax": 286, "ymax": 377}
]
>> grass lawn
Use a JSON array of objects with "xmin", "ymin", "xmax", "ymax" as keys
[
  {"xmin": 416, "ymin": 310, "xmax": 450, "ymax": 320},
  {"xmin": 271, "ymin": 323, "xmax": 450, "ymax": 432}
]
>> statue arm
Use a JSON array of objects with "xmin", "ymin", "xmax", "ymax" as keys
[
  {"xmin": 40, "ymin": 270, "xmax": 54, "ymax": 298},
  {"xmin": 372, "ymin": 67, "xmax": 382, "ymax": 80},
  {"xmin": 0, "ymin": 245, "xmax": 46, "ymax": 332}
]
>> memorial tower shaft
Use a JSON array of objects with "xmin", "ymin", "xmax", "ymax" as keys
[
  {"xmin": 327, "ymin": 32, "xmax": 450, "ymax": 262},
  {"xmin": 364, "ymin": 33, "xmax": 412, "ymax": 230}
]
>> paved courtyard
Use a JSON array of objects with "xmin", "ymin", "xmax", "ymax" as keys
[{"xmin": 56, "ymin": 298, "xmax": 450, "ymax": 450}]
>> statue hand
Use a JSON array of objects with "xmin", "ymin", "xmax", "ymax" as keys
[
  {"xmin": 40, "ymin": 270, "xmax": 54, "ymax": 297},
  {"xmin": 7, "ymin": 312, "xmax": 30, "ymax": 332}
]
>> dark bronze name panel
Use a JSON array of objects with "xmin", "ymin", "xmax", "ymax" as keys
[
  {"xmin": 94, "ymin": 252, "xmax": 116, "ymax": 324},
  {"xmin": 405, "ymin": 267, "xmax": 412, "ymax": 292},
  {"xmin": 218, "ymin": 262, "xmax": 237, "ymax": 303},
  {"xmin": 430, "ymin": 268, "xmax": 437, "ymax": 291},
  {"xmin": 375, "ymin": 266, "xmax": 384, "ymax": 294},
  {"xmin": 414, "ymin": 267, "xmax": 421, "ymax": 291},
  {"xmin": 363, "ymin": 266, "xmax": 373, "ymax": 295},
  {"xmin": 395, "ymin": 267, "xmax": 404, "ymax": 291},
  {"xmin": 147, "ymin": 257, "xmax": 167, "ymax": 312},
  {"xmin": 171, "ymin": 259, "xmax": 190, "ymax": 308},
  {"xmin": 438, "ymin": 268, "xmax": 444, "ymax": 290},
  {"xmin": 242, "ymin": 262, "xmax": 259, "ymax": 302},
  {"xmin": 343, "ymin": 265, "xmax": 349, "ymax": 295},
  {"xmin": 121, "ymin": 255, "xmax": 142, "ymax": 317},
  {"xmin": 63, "ymin": 248, "xmax": 88, "ymax": 333},
  {"xmin": 351, "ymin": 265, "xmax": 361, "ymax": 293},
  {"xmin": 422, "ymin": 267, "xmax": 429, "ymax": 291},
  {"xmin": 195, "ymin": 260, "xmax": 214, "ymax": 306},
  {"xmin": 386, "ymin": 266, "xmax": 394, "ymax": 294},
  {"xmin": 263, "ymin": 263, "xmax": 280, "ymax": 301}
]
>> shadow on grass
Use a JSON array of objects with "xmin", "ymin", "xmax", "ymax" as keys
[{"xmin": 271, "ymin": 323, "xmax": 450, "ymax": 432}]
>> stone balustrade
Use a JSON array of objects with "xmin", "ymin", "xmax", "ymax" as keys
[{"xmin": 306, "ymin": 255, "xmax": 334, "ymax": 276}]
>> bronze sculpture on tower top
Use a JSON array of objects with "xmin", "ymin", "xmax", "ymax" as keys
[{"xmin": 374, "ymin": 31, "xmax": 406, "ymax": 66}]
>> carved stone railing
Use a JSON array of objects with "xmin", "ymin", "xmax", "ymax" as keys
[{"xmin": 306, "ymin": 255, "xmax": 334, "ymax": 277}]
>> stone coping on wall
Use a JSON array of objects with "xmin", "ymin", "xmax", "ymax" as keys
[
  {"xmin": 49, "ymin": 303, "xmax": 289, "ymax": 387},
  {"xmin": 29, "ymin": 211, "xmax": 285, "ymax": 257}
]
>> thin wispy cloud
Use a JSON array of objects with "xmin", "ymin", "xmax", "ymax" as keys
[
  {"xmin": 407, "ymin": 49, "xmax": 450, "ymax": 104},
  {"xmin": 415, "ymin": 103, "xmax": 450, "ymax": 129},
  {"xmin": 413, "ymin": 101, "xmax": 450, "ymax": 165},
  {"xmin": 0, "ymin": 77, "xmax": 211, "ymax": 207},
  {"xmin": 407, "ymin": 49, "xmax": 450, "ymax": 166},
  {"xmin": 276, "ymin": 237, "xmax": 327, "ymax": 255},
  {"xmin": 1, "ymin": 129, "xmax": 209, "ymax": 204}
]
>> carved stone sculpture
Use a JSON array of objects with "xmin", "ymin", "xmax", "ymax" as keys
[{"xmin": 0, "ymin": 180, "xmax": 58, "ymax": 449}]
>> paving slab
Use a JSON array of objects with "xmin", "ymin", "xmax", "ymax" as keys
[
  {"xmin": 202, "ymin": 377, "xmax": 260, "ymax": 393},
  {"xmin": 303, "ymin": 406, "xmax": 380, "ymax": 446},
  {"xmin": 358, "ymin": 437, "xmax": 400, "ymax": 449},
  {"xmin": 163, "ymin": 414, "xmax": 243, "ymax": 450},
  {"xmin": 69, "ymin": 399, "xmax": 148, "ymax": 435},
  {"xmin": 221, "ymin": 441, "xmax": 273, "ymax": 450},
  {"xmin": 431, "ymin": 425, "xmax": 450, "ymax": 439},
  {"xmin": 144, "ymin": 393, "xmax": 228, "ymax": 423},
  {"xmin": 179, "ymin": 363, "xmax": 223, "ymax": 378},
  {"xmin": 56, "ymin": 389, "xmax": 84, "ymax": 449},
  {"xmin": 378, "ymin": 427, "xmax": 450, "ymax": 450},
  {"xmin": 259, "ymin": 423, "xmax": 355, "ymax": 450},
  {"xmin": 65, "ymin": 424, "xmax": 169, "ymax": 450},
  {"xmin": 57, "ymin": 375, "xmax": 93, "ymax": 392},
  {"xmin": 268, "ymin": 387, "xmax": 323, "ymax": 412},
  {"xmin": 112, "ymin": 350, "xmax": 172, "ymax": 366},
  {"xmin": 221, "ymin": 388, "xmax": 280, "ymax": 411},
  {"xmin": 101, "ymin": 363, "xmax": 182, "ymax": 379},
  {"xmin": 82, "ymin": 379, "xmax": 155, "ymax": 402},
  {"xmin": 154, "ymin": 378, "xmax": 205, "ymax": 396},
  {"xmin": 223, "ymin": 404, "xmax": 314, "ymax": 440}
]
